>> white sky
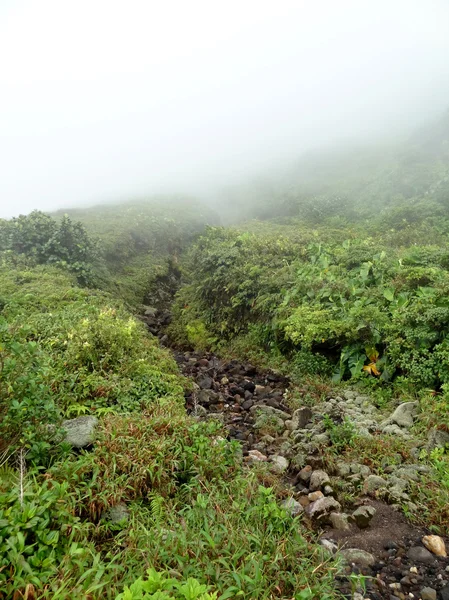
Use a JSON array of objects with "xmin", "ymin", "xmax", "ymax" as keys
[{"xmin": 1, "ymin": 0, "xmax": 449, "ymax": 217}]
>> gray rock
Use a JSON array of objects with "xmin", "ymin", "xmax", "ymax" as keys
[
  {"xmin": 440, "ymin": 584, "xmax": 449, "ymax": 600},
  {"xmin": 320, "ymin": 538, "xmax": 338, "ymax": 554},
  {"xmin": 362, "ymin": 475, "xmax": 388, "ymax": 494},
  {"xmin": 293, "ymin": 407, "xmax": 313, "ymax": 428},
  {"xmin": 407, "ymin": 546, "xmax": 435, "ymax": 564},
  {"xmin": 62, "ymin": 416, "xmax": 98, "ymax": 448},
  {"xmin": 340, "ymin": 548, "xmax": 376, "ymax": 567},
  {"xmin": 312, "ymin": 433, "xmax": 330, "ymax": 445},
  {"xmin": 105, "ymin": 503, "xmax": 129, "ymax": 524},
  {"xmin": 382, "ymin": 401, "xmax": 419, "ymax": 429},
  {"xmin": 305, "ymin": 497, "xmax": 341, "ymax": 521},
  {"xmin": 309, "ymin": 469, "xmax": 330, "ymax": 491},
  {"xmin": 420, "ymin": 587, "xmax": 437, "ymax": 600},
  {"xmin": 250, "ymin": 405, "xmax": 291, "ymax": 421},
  {"xmin": 351, "ymin": 505, "xmax": 376, "ymax": 528},
  {"xmin": 198, "ymin": 376, "xmax": 213, "ymax": 390},
  {"xmin": 336, "ymin": 462, "xmax": 351, "ymax": 477},
  {"xmin": 282, "ymin": 497, "xmax": 303, "ymax": 517},
  {"xmin": 427, "ymin": 428, "xmax": 449, "ymax": 450},
  {"xmin": 329, "ymin": 512, "xmax": 350, "ymax": 530},
  {"xmin": 269, "ymin": 455, "xmax": 289, "ymax": 474},
  {"xmin": 298, "ymin": 465, "xmax": 313, "ymax": 483}
]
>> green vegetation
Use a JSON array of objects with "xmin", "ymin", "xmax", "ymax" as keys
[{"xmin": 3, "ymin": 112, "xmax": 449, "ymax": 597}]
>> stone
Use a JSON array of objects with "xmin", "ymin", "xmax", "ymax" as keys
[
  {"xmin": 305, "ymin": 497, "xmax": 341, "ymax": 521},
  {"xmin": 309, "ymin": 469, "xmax": 330, "ymax": 491},
  {"xmin": 340, "ymin": 548, "xmax": 376, "ymax": 567},
  {"xmin": 406, "ymin": 546, "xmax": 435, "ymax": 564},
  {"xmin": 422, "ymin": 535, "xmax": 447, "ymax": 557},
  {"xmin": 312, "ymin": 433, "xmax": 330, "ymax": 445},
  {"xmin": 282, "ymin": 497, "xmax": 303, "ymax": 517},
  {"xmin": 336, "ymin": 462, "xmax": 351, "ymax": 477},
  {"xmin": 247, "ymin": 449, "xmax": 268, "ymax": 463},
  {"xmin": 382, "ymin": 401, "xmax": 419, "ymax": 429},
  {"xmin": 298, "ymin": 465, "xmax": 313, "ymax": 483},
  {"xmin": 198, "ymin": 376, "xmax": 213, "ymax": 390},
  {"xmin": 427, "ymin": 428, "xmax": 449, "ymax": 450},
  {"xmin": 105, "ymin": 503, "xmax": 129, "ymax": 524},
  {"xmin": 269, "ymin": 455, "xmax": 289, "ymax": 474},
  {"xmin": 351, "ymin": 505, "xmax": 376, "ymax": 528},
  {"xmin": 362, "ymin": 475, "xmax": 388, "ymax": 495},
  {"xmin": 440, "ymin": 585, "xmax": 449, "ymax": 600},
  {"xmin": 250, "ymin": 405, "xmax": 291, "ymax": 421},
  {"xmin": 62, "ymin": 416, "xmax": 98, "ymax": 448},
  {"xmin": 293, "ymin": 407, "xmax": 313, "ymax": 428},
  {"xmin": 192, "ymin": 405, "xmax": 208, "ymax": 418},
  {"xmin": 323, "ymin": 485, "xmax": 334, "ymax": 496},
  {"xmin": 329, "ymin": 512, "xmax": 350, "ymax": 531},
  {"xmin": 420, "ymin": 587, "xmax": 437, "ymax": 600},
  {"xmin": 320, "ymin": 538, "xmax": 338, "ymax": 554},
  {"xmin": 308, "ymin": 491, "xmax": 324, "ymax": 502}
]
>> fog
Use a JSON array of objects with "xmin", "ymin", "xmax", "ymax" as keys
[{"xmin": 1, "ymin": 0, "xmax": 449, "ymax": 218}]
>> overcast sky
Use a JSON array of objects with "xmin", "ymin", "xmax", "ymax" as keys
[{"xmin": 1, "ymin": 0, "xmax": 449, "ymax": 217}]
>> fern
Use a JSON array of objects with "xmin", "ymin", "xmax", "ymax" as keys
[{"xmin": 148, "ymin": 492, "xmax": 165, "ymax": 526}]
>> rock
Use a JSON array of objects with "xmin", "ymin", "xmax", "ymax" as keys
[
  {"xmin": 382, "ymin": 401, "xmax": 419, "ymax": 429},
  {"xmin": 308, "ymin": 491, "xmax": 324, "ymax": 502},
  {"xmin": 420, "ymin": 587, "xmax": 437, "ymax": 600},
  {"xmin": 351, "ymin": 505, "xmax": 376, "ymax": 528},
  {"xmin": 422, "ymin": 535, "xmax": 447, "ymax": 557},
  {"xmin": 282, "ymin": 497, "xmax": 303, "ymax": 517},
  {"xmin": 406, "ymin": 546, "xmax": 435, "ymax": 564},
  {"xmin": 440, "ymin": 584, "xmax": 449, "ymax": 600},
  {"xmin": 312, "ymin": 433, "xmax": 330, "ymax": 445},
  {"xmin": 254, "ymin": 385, "xmax": 266, "ymax": 395},
  {"xmin": 305, "ymin": 497, "xmax": 341, "ymax": 521},
  {"xmin": 320, "ymin": 538, "xmax": 338, "ymax": 554},
  {"xmin": 62, "ymin": 416, "xmax": 98, "ymax": 448},
  {"xmin": 269, "ymin": 455, "xmax": 289, "ymax": 474},
  {"xmin": 250, "ymin": 405, "xmax": 291, "ymax": 421},
  {"xmin": 241, "ymin": 399, "xmax": 254, "ymax": 410},
  {"xmin": 198, "ymin": 376, "xmax": 213, "ymax": 390},
  {"xmin": 192, "ymin": 405, "xmax": 208, "ymax": 418},
  {"xmin": 309, "ymin": 469, "xmax": 330, "ymax": 491},
  {"xmin": 340, "ymin": 548, "xmax": 376, "ymax": 567},
  {"xmin": 427, "ymin": 428, "xmax": 449, "ymax": 450},
  {"xmin": 247, "ymin": 449, "xmax": 268, "ymax": 463},
  {"xmin": 336, "ymin": 462, "xmax": 351, "ymax": 477},
  {"xmin": 293, "ymin": 407, "xmax": 313, "ymax": 428},
  {"xmin": 323, "ymin": 485, "xmax": 334, "ymax": 496},
  {"xmin": 298, "ymin": 465, "xmax": 313, "ymax": 483},
  {"xmin": 329, "ymin": 512, "xmax": 350, "ymax": 531},
  {"xmin": 105, "ymin": 503, "xmax": 129, "ymax": 524},
  {"xmin": 362, "ymin": 475, "xmax": 388, "ymax": 495}
]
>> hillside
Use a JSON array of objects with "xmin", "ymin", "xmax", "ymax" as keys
[{"xmin": 2, "ymin": 115, "xmax": 449, "ymax": 599}]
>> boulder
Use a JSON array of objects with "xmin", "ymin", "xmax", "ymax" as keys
[
  {"xmin": 329, "ymin": 512, "xmax": 350, "ymax": 531},
  {"xmin": 282, "ymin": 497, "xmax": 303, "ymax": 517},
  {"xmin": 382, "ymin": 401, "xmax": 418, "ymax": 429},
  {"xmin": 427, "ymin": 428, "xmax": 449, "ymax": 451},
  {"xmin": 309, "ymin": 469, "xmax": 330, "ymax": 491},
  {"xmin": 351, "ymin": 505, "xmax": 376, "ymax": 528},
  {"xmin": 362, "ymin": 475, "xmax": 388, "ymax": 495},
  {"xmin": 340, "ymin": 548, "xmax": 376, "ymax": 567},
  {"xmin": 269, "ymin": 455, "xmax": 289, "ymax": 474},
  {"xmin": 422, "ymin": 535, "xmax": 447, "ymax": 557},
  {"xmin": 305, "ymin": 497, "xmax": 341, "ymax": 521},
  {"xmin": 406, "ymin": 546, "xmax": 435, "ymax": 564},
  {"xmin": 62, "ymin": 416, "xmax": 98, "ymax": 448},
  {"xmin": 293, "ymin": 407, "xmax": 313, "ymax": 428}
]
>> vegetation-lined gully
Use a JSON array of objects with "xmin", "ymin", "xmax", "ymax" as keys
[{"xmin": 143, "ymin": 303, "xmax": 449, "ymax": 600}]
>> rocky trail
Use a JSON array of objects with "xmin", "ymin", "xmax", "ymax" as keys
[{"xmin": 143, "ymin": 309, "xmax": 449, "ymax": 600}]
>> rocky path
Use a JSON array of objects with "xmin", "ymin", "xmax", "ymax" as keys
[{"xmin": 143, "ymin": 311, "xmax": 449, "ymax": 600}]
